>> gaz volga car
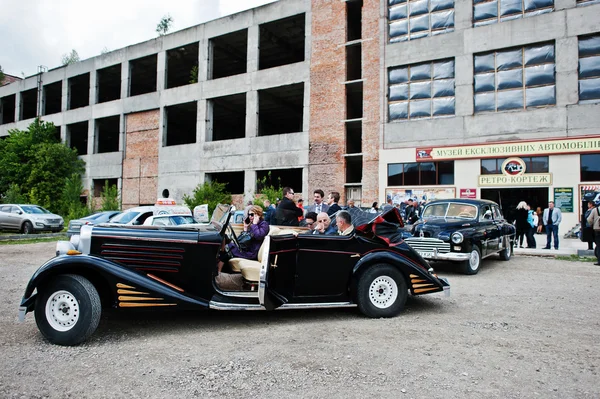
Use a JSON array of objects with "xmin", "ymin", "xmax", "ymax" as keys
[
  {"xmin": 19, "ymin": 206, "xmax": 450, "ymax": 346},
  {"xmin": 405, "ymin": 199, "xmax": 516, "ymax": 275}
]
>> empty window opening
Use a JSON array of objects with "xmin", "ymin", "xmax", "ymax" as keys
[
  {"xmin": 347, "ymin": 0, "xmax": 363, "ymax": 42},
  {"xmin": 259, "ymin": 14, "xmax": 305, "ymax": 70},
  {"xmin": 95, "ymin": 115, "xmax": 120, "ymax": 153},
  {"xmin": 346, "ymin": 156, "xmax": 363, "ymax": 184},
  {"xmin": 20, "ymin": 88, "xmax": 37, "ymax": 120},
  {"xmin": 257, "ymin": 168, "xmax": 303, "ymax": 193},
  {"xmin": 346, "ymin": 44, "xmax": 362, "ymax": 81},
  {"xmin": 43, "ymin": 81, "xmax": 62, "ymax": 115},
  {"xmin": 1, "ymin": 94, "xmax": 16, "ymax": 124},
  {"xmin": 68, "ymin": 73, "xmax": 90, "ymax": 110},
  {"xmin": 165, "ymin": 101, "xmax": 197, "ymax": 146},
  {"xmin": 130, "ymin": 54, "xmax": 157, "ymax": 96},
  {"xmin": 207, "ymin": 171, "xmax": 245, "ymax": 194},
  {"xmin": 67, "ymin": 121, "xmax": 89, "ymax": 155},
  {"xmin": 97, "ymin": 64, "xmax": 121, "ymax": 103},
  {"xmin": 258, "ymin": 83, "xmax": 304, "ymax": 136},
  {"xmin": 346, "ymin": 81, "xmax": 363, "ymax": 119},
  {"xmin": 346, "ymin": 121, "xmax": 362, "ymax": 154},
  {"xmin": 166, "ymin": 42, "xmax": 200, "ymax": 88},
  {"xmin": 210, "ymin": 30, "xmax": 248, "ymax": 80},
  {"xmin": 93, "ymin": 178, "xmax": 118, "ymax": 197},
  {"xmin": 209, "ymin": 93, "xmax": 246, "ymax": 141}
]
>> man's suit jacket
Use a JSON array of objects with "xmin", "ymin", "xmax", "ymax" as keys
[
  {"xmin": 543, "ymin": 207, "xmax": 562, "ymax": 226},
  {"xmin": 307, "ymin": 202, "xmax": 329, "ymax": 215},
  {"xmin": 327, "ymin": 203, "xmax": 341, "ymax": 216}
]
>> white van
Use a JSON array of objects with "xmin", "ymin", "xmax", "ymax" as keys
[{"xmin": 106, "ymin": 205, "xmax": 191, "ymax": 226}]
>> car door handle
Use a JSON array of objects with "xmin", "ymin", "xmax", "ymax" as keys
[{"xmin": 351, "ymin": 254, "xmax": 361, "ymax": 258}]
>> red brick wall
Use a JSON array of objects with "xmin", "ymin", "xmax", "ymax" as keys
[
  {"xmin": 361, "ymin": 0, "xmax": 381, "ymax": 205},
  {"xmin": 309, "ymin": 0, "xmax": 347, "ymax": 204},
  {"xmin": 122, "ymin": 110, "xmax": 160, "ymax": 208}
]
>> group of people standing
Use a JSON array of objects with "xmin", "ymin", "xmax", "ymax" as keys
[{"xmin": 514, "ymin": 201, "xmax": 563, "ymax": 250}]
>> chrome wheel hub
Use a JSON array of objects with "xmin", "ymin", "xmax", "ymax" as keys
[
  {"xmin": 368, "ymin": 276, "xmax": 398, "ymax": 309},
  {"xmin": 470, "ymin": 250, "xmax": 480, "ymax": 270},
  {"xmin": 45, "ymin": 290, "xmax": 79, "ymax": 332}
]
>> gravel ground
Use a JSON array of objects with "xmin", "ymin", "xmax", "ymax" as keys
[{"xmin": 1, "ymin": 242, "xmax": 599, "ymax": 399}]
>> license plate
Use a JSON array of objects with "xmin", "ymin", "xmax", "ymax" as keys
[{"xmin": 418, "ymin": 251, "xmax": 435, "ymax": 258}]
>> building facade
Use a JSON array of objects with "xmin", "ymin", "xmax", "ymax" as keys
[{"xmin": 0, "ymin": 0, "xmax": 599, "ymax": 235}]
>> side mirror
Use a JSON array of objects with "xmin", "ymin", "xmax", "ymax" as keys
[{"xmin": 15, "ymin": 210, "xmax": 22, "ymax": 215}]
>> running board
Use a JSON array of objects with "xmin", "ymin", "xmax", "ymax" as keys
[
  {"xmin": 276, "ymin": 302, "xmax": 356, "ymax": 310},
  {"xmin": 209, "ymin": 301, "xmax": 265, "ymax": 311}
]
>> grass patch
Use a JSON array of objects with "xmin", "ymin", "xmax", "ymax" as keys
[
  {"xmin": 0, "ymin": 236, "xmax": 64, "ymax": 245},
  {"xmin": 556, "ymin": 255, "xmax": 597, "ymax": 263}
]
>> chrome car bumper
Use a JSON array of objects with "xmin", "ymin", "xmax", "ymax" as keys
[{"xmin": 425, "ymin": 250, "xmax": 470, "ymax": 262}]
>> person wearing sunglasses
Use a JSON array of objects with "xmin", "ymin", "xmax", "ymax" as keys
[
  {"xmin": 216, "ymin": 205, "xmax": 269, "ymax": 285},
  {"xmin": 273, "ymin": 187, "xmax": 303, "ymax": 226}
]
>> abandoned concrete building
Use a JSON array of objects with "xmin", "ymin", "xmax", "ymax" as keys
[{"xmin": 0, "ymin": 0, "xmax": 599, "ymax": 234}]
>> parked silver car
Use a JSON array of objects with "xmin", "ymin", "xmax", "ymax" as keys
[
  {"xmin": 0, "ymin": 204, "xmax": 64, "ymax": 234},
  {"xmin": 66, "ymin": 211, "xmax": 121, "ymax": 238}
]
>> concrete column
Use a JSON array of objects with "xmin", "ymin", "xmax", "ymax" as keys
[
  {"xmin": 555, "ymin": 37, "xmax": 579, "ymax": 106},
  {"xmin": 121, "ymin": 62, "xmax": 129, "ymax": 99},
  {"xmin": 198, "ymin": 39, "xmax": 208, "ymax": 82},
  {"xmin": 61, "ymin": 79, "xmax": 69, "ymax": 112},
  {"xmin": 87, "ymin": 119, "xmax": 95, "ymax": 155},
  {"xmin": 89, "ymin": 69, "xmax": 97, "ymax": 106},
  {"xmin": 244, "ymin": 169, "xmax": 256, "ymax": 201},
  {"xmin": 455, "ymin": 55, "xmax": 474, "ymax": 116},
  {"xmin": 246, "ymin": 90, "xmax": 258, "ymax": 138},
  {"xmin": 454, "ymin": 0, "xmax": 473, "ymax": 31},
  {"xmin": 247, "ymin": 25, "xmax": 259, "ymax": 73},
  {"xmin": 16, "ymin": 92, "xmax": 22, "ymax": 121},
  {"xmin": 156, "ymin": 51, "xmax": 166, "ymax": 91},
  {"xmin": 197, "ymin": 99, "xmax": 207, "ymax": 144}
]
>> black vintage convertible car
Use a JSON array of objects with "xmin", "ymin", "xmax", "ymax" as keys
[
  {"xmin": 19, "ymin": 206, "xmax": 450, "ymax": 346},
  {"xmin": 405, "ymin": 199, "xmax": 516, "ymax": 275}
]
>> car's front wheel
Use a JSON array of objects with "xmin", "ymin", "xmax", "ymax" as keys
[
  {"xmin": 22, "ymin": 221, "xmax": 34, "ymax": 234},
  {"xmin": 34, "ymin": 274, "xmax": 101, "ymax": 346},
  {"xmin": 356, "ymin": 264, "xmax": 408, "ymax": 318},
  {"xmin": 461, "ymin": 245, "xmax": 481, "ymax": 275}
]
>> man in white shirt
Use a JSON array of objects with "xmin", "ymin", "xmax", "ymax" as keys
[{"xmin": 307, "ymin": 189, "xmax": 329, "ymax": 215}]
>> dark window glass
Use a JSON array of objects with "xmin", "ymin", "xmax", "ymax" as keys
[
  {"xmin": 387, "ymin": 161, "xmax": 454, "ymax": 185},
  {"xmin": 388, "ymin": 163, "xmax": 404, "ymax": 186},
  {"xmin": 526, "ymin": 156, "xmax": 549, "ymax": 173},
  {"xmin": 438, "ymin": 161, "xmax": 454, "ymax": 184},
  {"xmin": 581, "ymin": 154, "xmax": 600, "ymax": 181},
  {"xmin": 420, "ymin": 162, "xmax": 437, "ymax": 185},
  {"xmin": 403, "ymin": 163, "xmax": 419, "ymax": 185}
]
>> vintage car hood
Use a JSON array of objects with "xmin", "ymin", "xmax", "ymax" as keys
[{"xmin": 413, "ymin": 218, "xmax": 475, "ymax": 238}]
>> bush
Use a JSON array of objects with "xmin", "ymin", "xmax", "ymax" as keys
[
  {"xmin": 183, "ymin": 181, "xmax": 232, "ymax": 218},
  {"xmin": 60, "ymin": 173, "xmax": 89, "ymax": 220},
  {"xmin": 1, "ymin": 183, "xmax": 27, "ymax": 204},
  {"xmin": 253, "ymin": 174, "xmax": 282, "ymax": 209},
  {"xmin": 100, "ymin": 180, "xmax": 120, "ymax": 211}
]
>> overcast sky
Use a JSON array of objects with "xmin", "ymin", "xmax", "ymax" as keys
[{"xmin": 0, "ymin": 0, "xmax": 275, "ymax": 78}]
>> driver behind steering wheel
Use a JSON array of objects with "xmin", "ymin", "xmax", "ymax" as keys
[{"xmin": 217, "ymin": 205, "xmax": 269, "ymax": 275}]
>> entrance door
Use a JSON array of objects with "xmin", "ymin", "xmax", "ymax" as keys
[{"xmin": 481, "ymin": 188, "xmax": 548, "ymax": 223}]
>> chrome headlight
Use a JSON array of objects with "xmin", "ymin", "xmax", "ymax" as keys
[{"xmin": 451, "ymin": 232, "xmax": 464, "ymax": 244}]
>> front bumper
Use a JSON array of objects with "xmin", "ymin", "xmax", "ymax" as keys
[{"xmin": 416, "ymin": 248, "xmax": 470, "ymax": 262}]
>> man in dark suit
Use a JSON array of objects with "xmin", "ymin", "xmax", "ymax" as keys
[
  {"xmin": 273, "ymin": 187, "xmax": 303, "ymax": 226},
  {"xmin": 307, "ymin": 189, "xmax": 329, "ymax": 215},
  {"xmin": 326, "ymin": 191, "xmax": 341, "ymax": 216}
]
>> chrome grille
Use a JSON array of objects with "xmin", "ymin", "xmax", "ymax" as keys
[
  {"xmin": 47, "ymin": 219, "xmax": 61, "ymax": 224},
  {"xmin": 404, "ymin": 237, "xmax": 451, "ymax": 253}
]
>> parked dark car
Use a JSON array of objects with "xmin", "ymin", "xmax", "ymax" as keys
[
  {"xmin": 66, "ymin": 211, "xmax": 121, "ymax": 238},
  {"xmin": 405, "ymin": 199, "xmax": 515, "ymax": 275},
  {"xmin": 19, "ymin": 206, "xmax": 450, "ymax": 345}
]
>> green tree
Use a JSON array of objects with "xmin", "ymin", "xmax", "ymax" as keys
[
  {"xmin": 100, "ymin": 180, "xmax": 121, "ymax": 211},
  {"xmin": 0, "ymin": 65, "xmax": 5, "ymax": 85},
  {"xmin": 1, "ymin": 183, "xmax": 27, "ymax": 204},
  {"xmin": 0, "ymin": 119, "xmax": 85, "ymax": 213},
  {"xmin": 183, "ymin": 181, "xmax": 232, "ymax": 218},
  {"xmin": 60, "ymin": 173, "xmax": 89, "ymax": 220},
  {"xmin": 61, "ymin": 49, "xmax": 80, "ymax": 66},
  {"xmin": 189, "ymin": 65, "xmax": 199, "ymax": 84},
  {"xmin": 253, "ymin": 173, "xmax": 282, "ymax": 209},
  {"xmin": 156, "ymin": 14, "xmax": 173, "ymax": 36}
]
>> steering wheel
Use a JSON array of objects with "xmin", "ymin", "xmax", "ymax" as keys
[
  {"xmin": 458, "ymin": 212, "xmax": 473, "ymax": 218},
  {"xmin": 227, "ymin": 223, "xmax": 241, "ymax": 249}
]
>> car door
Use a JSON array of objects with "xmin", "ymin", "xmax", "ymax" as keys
[
  {"xmin": 479, "ymin": 204, "xmax": 499, "ymax": 255},
  {"xmin": 491, "ymin": 205, "xmax": 508, "ymax": 250},
  {"xmin": 0, "ymin": 206, "xmax": 10, "ymax": 228},
  {"xmin": 8, "ymin": 206, "xmax": 24, "ymax": 230},
  {"xmin": 262, "ymin": 234, "xmax": 299, "ymax": 310},
  {"xmin": 293, "ymin": 234, "xmax": 360, "ymax": 302}
]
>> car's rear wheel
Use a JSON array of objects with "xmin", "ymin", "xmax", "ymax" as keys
[
  {"xmin": 34, "ymin": 274, "xmax": 101, "ymax": 346},
  {"xmin": 22, "ymin": 221, "xmax": 33, "ymax": 234},
  {"xmin": 356, "ymin": 264, "xmax": 407, "ymax": 318},
  {"xmin": 499, "ymin": 237, "xmax": 512, "ymax": 261},
  {"xmin": 461, "ymin": 245, "xmax": 481, "ymax": 275}
]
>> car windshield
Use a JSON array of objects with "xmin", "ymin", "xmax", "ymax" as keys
[
  {"xmin": 82, "ymin": 213, "xmax": 106, "ymax": 221},
  {"xmin": 21, "ymin": 205, "xmax": 51, "ymax": 214},
  {"xmin": 172, "ymin": 216, "xmax": 196, "ymax": 225},
  {"xmin": 423, "ymin": 203, "xmax": 478, "ymax": 219},
  {"xmin": 109, "ymin": 211, "xmax": 140, "ymax": 224}
]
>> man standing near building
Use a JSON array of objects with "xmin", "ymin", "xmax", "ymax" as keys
[
  {"xmin": 326, "ymin": 191, "xmax": 341, "ymax": 216},
  {"xmin": 542, "ymin": 201, "xmax": 562, "ymax": 250},
  {"xmin": 273, "ymin": 187, "xmax": 303, "ymax": 226},
  {"xmin": 307, "ymin": 189, "xmax": 329, "ymax": 215},
  {"xmin": 586, "ymin": 201, "xmax": 600, "ymax": 265}
]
